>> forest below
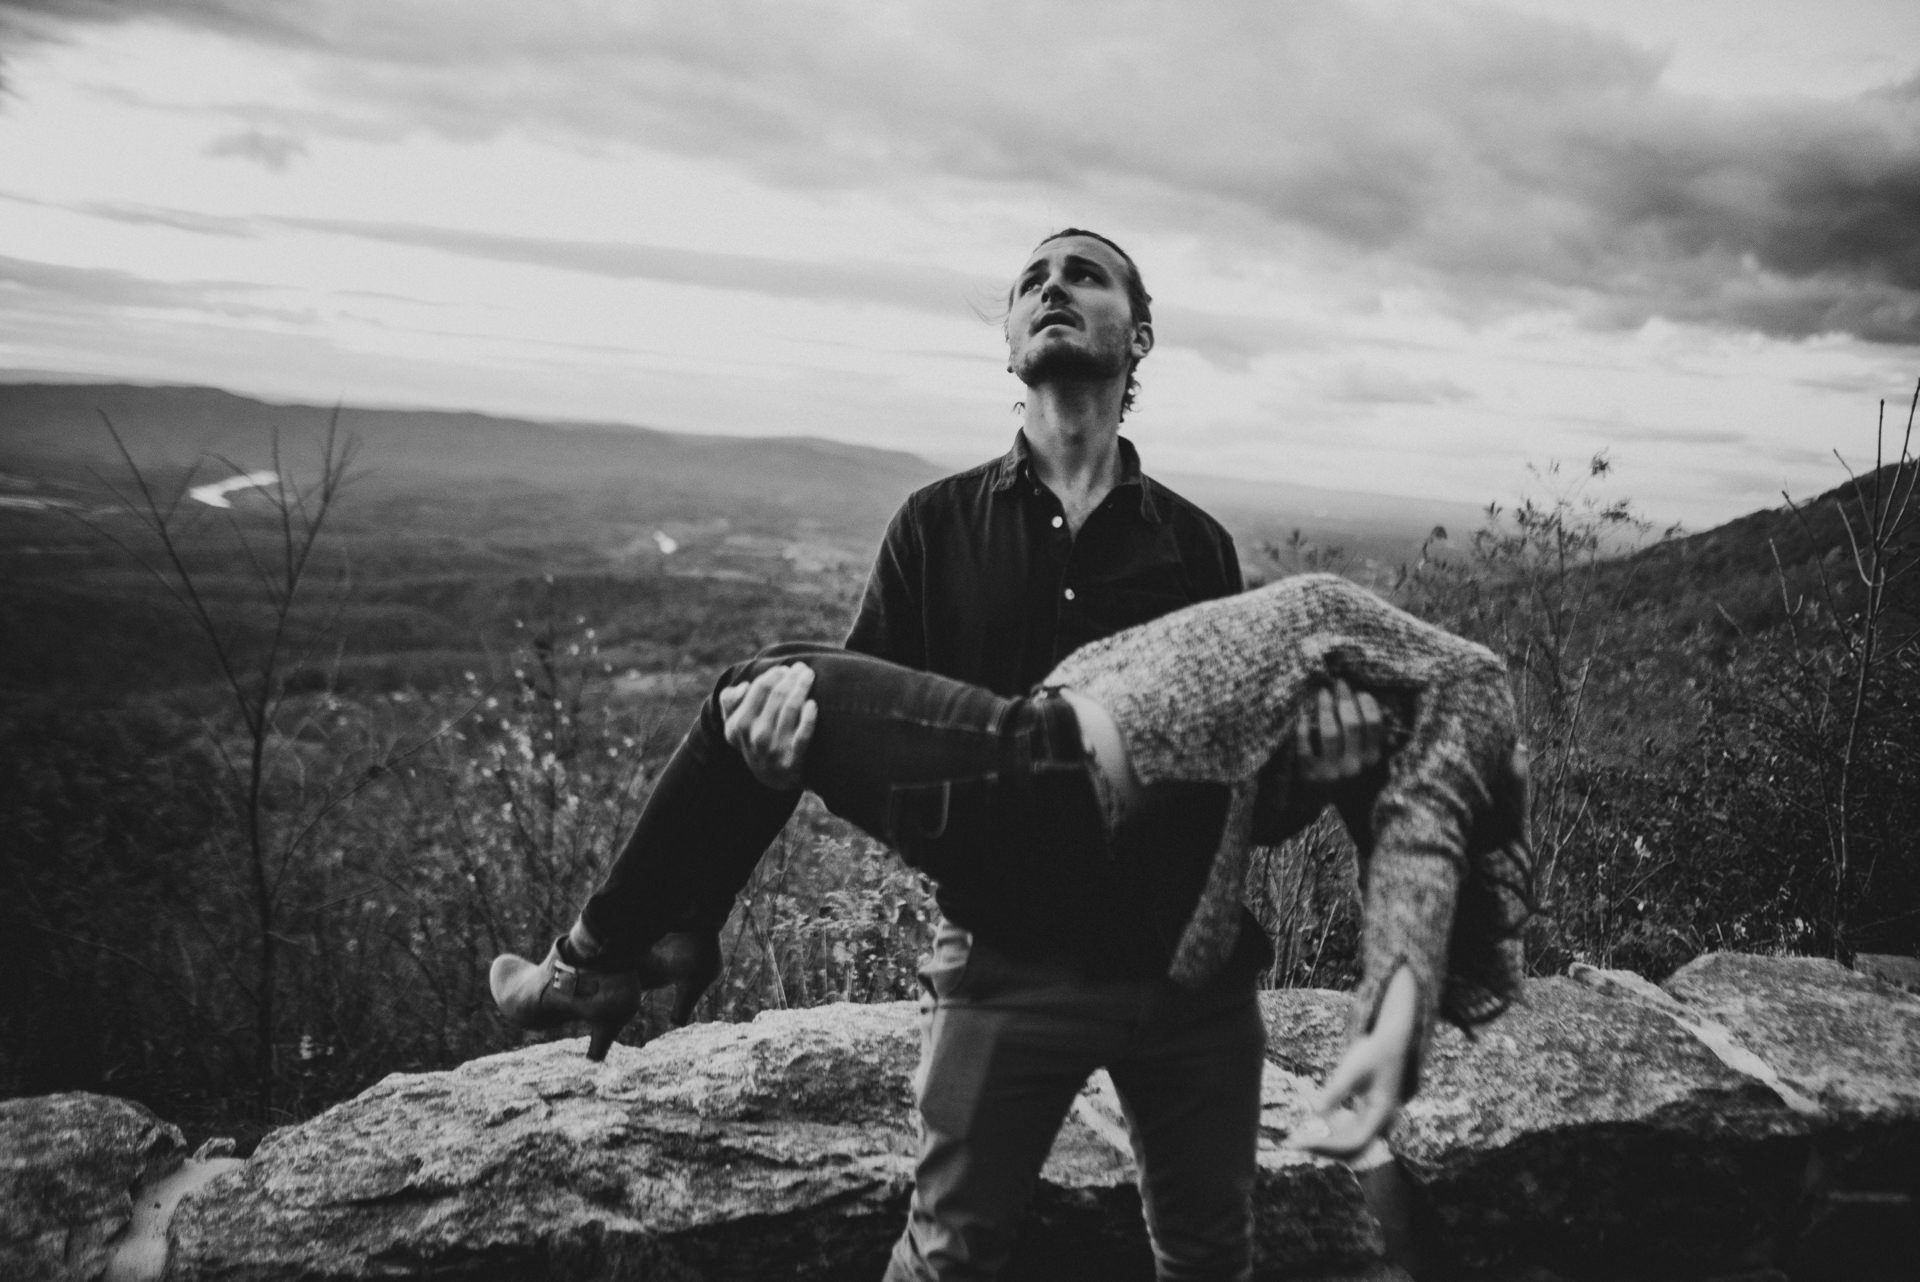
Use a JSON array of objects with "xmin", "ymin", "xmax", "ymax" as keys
[{"xmin": 2, "ymin": 381, "xmax": 1916, "ymax": 1149}]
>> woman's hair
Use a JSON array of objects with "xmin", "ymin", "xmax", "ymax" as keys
[{"xmin": 1012, "ymin": 227, "xmax": 1154, "ymax": 420}]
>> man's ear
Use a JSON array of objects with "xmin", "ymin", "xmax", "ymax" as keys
[{"xmin": 1131, "ymin": 320, "xmax": 1154, "ymax": 362}]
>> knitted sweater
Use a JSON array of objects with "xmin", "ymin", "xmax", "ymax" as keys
[{"xmin": 1046, "ymin": 573, "xmax": 1533, "ymax": 1090}]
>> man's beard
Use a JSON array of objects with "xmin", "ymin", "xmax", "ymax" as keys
[{"xmin": 1013, "ymin": 339, "xmax": 1129, "ymax": 388}]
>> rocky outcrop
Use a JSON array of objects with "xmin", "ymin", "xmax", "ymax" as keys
[
  {"xmin": 6, "ymin": 953, "xmax": 1917, "ymax": 1281},
  {"xmin": 0, "ymin": 1093, "xmax": 186, "ymax": 1282},
  {"xmin": 167, "ymin": 1004, "xmax": 922, "ymax": 1281},
  {"xmin": 164, "ymin": 1004, "xmax": 1382, "ymax": 1281},
  {"xmin": 1261, "ymin": 953, "xmax": 1920, "ymax": 1281},
  {"xmin": 1268, "ymin": 977, "xmax": 1815, "ymax": 1277},
  {"xmin": 1661, "ymin": 954, "xmax": 1920, "ymax": 1282}
]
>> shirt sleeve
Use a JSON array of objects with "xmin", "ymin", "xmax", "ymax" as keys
[
  {"xmin": 1186, "ymin": 511, "xmax": 1243, "ymax": 601},
  {"xmin": 1217, "ymin": 528, "xmax": 1246, "ymax": 597},
  {"xmin": 844, "ymin": 494, "xmax": 927, "ymax": 667}
]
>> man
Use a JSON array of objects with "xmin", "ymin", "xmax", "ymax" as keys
[{"xmin": 722, "ymin": 229, "xmax": 1381, "ymax": 1281}]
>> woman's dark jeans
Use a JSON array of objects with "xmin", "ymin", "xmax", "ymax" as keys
[{"xmin": 577, "ymin": 643, "xmax": 1110, "ymax": 967}]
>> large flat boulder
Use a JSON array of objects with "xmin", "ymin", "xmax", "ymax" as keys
[
  {"xmin": 0, "ymin": 1092, "xmax": 187, "ymax": 1282},
  {"xmin": 168, "ymin": 1005, "xmax": 920, "ymax": 1281},
  {"xmin": 1662, "ymin": 953, "xmax": 1920, "ymax": 1282},
  {"xmin": 167, "ymin": 1001, "xmax": 1382, "ymax": 1281},
  {"xmin": 1267, "ymin": 977, "xmax": 1812, "ymax": 1278},
  {"xmin": 1662, "ymin": 952, "xmax": 1920, "ymax": 1125}
]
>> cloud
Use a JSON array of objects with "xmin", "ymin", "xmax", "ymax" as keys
[
  {"xmin": 54, "ymin": 199, "xmax": 1004, "ymax": 316},
  {"xmin": 279, "ymin": 216, "xmax": 1001, "ymax": 316},
  {"xmin": 60, "ymin": 200, "xmax": 1339, "ymax": 361},
  {"xmin": 9, "ymin": 1, "xmax": 1920, "ymax": 346},
  {"xmin": 205, "ymin": 127, "xmax": 307, "ymax": 170},
  {"xmin": 1556, "ymin": 418, "xmax": 1748, "ymax": 447},
  {"xmin": 0, "ymin": 252, "xmax": 303, "ymax": 323},
  {"xmin": 1324, "ymin": 364, "xmax": 1474, "ymax": 406},
  {"xmin": 1152, "ymin": 306, "xmax": 1328, "ymax": 370}
]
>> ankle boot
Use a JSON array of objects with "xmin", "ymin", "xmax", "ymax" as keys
[{"xmin": 490, "ymin": 937, "xmax": 642, "ymax": 1061}]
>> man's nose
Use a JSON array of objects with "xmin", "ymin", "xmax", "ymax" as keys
[{"xmin": 1039, "ymin": 273, "xmax": 1067, "ymax": 301}]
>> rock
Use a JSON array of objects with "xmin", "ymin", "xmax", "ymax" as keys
[
  {"xmin": 189, "ymin": 1140, "xmax": 237, "ymax": 1163},
  {"xmin": 1567, "ymin": 960, "xmax": 1685, "ymax": 1010},
  {"xmin": 1663, "ymin": 952, "xmax": 1920, "ymax": 1123},
  {"xmin": 169, "ymin": 1004, "xmax": 922, "ymax": 1282},
  {"xmin": 1269, "ymin": 978, "xmax": 1811, "ymax": 1278},
  {"xmin": 13, "ymin": 954, "xmax": 1903, "ymax": 1279},
  {"xmin": 1855, "ymin": 953, "xmax": 1920, "ymax": 996},
  {"xmin": 1251, "ymin": 1013, "xmax": 1390, "ymax": 1282},
  {"xmin": 1663, "ymin": 951, "xmax": 1920, "ymax": 1273},
  {"xmin": 0, "ymin": 1092, "xmax": 187, "ymax": 1282},
  {"xmin": 1786, "ymin": 1189, "xmax": 1916, "ymax": 1282},
  {"xmin": 102, "ymin": 1157, "xmax": 243, "ymax": 1282},
  {"xmin": 167, "ymin": 1000, "xmax": 1382, "ymax": 1281}
]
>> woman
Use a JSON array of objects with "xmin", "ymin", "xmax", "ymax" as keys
[{"xmin": 491, "ymin": 573, "xmax": 1532, "ymax": 1156}]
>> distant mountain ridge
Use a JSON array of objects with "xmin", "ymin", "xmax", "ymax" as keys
[
  {"xmin": 0, "ymin": 381, "xmax": 1489, "ymax": 560},
  {"xmin": 0, "ymin": 382, "xmax": 946, "ymax": 537}
]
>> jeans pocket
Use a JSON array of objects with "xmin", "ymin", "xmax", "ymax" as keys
[{"xmin": 886, "ymin": 773, "xmax": 1004, "ymax": 887}]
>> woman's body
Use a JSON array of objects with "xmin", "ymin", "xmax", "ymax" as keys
[{"xmin": 492, "ymin": 573, "xmax": 1531, "ymax": 1154}]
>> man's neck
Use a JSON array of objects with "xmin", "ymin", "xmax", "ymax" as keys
[{"xmin": 1022, "ymin": 381, "xmax": 1126, "ymax": 534}]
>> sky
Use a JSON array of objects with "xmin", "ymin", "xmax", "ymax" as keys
[{"xmin": 1, "ymin": 1, "xmax": 1917, "ymax": 528}]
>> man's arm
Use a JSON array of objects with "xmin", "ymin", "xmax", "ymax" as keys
[{"xmin": 845, "ymin": 495, "xmax": 926, "ymax": 665}]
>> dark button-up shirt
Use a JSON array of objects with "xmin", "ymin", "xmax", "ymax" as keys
[
  {"xmin": 846, "ymin": 433, "xmax": 1243, "ymax": 694},
  {"xmin": 845, "ymin": 431, "xmax": 1261, "ymax": 973}
]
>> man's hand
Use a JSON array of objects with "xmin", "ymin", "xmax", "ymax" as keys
[
  {"xmin": 1295, "ymin": 679, "xmax": 1385, "ymax": 784},
  {"xmin": 1296, "ymin": 965, "xmax": 1418, "ymax": 1160},
  {"xmin": 720, "ymin": 662, "xmax": 818, "ymax": 791}
]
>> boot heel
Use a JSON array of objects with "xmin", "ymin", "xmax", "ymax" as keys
[{"xmin": 586, "ymin": 1020, "xmax": 621, "ymax": 1062}]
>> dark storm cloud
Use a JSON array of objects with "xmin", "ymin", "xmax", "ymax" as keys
[{"xmin": 8, "ymin": 1, "xmax": 1919, "ymax": 346}]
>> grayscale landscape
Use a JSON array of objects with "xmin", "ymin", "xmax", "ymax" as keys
[{"xmin": 3, "ymin": 2, "xmax": 1917, "ymax": 1277}]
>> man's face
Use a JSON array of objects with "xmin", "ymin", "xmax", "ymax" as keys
[{"xmin": 1006, "ymin": 235, "xmax": 1152, "ymax": 389}]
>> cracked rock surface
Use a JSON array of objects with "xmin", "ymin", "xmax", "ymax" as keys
[{"xmin": 0, "ymin": 1092, "xmax": 187, "ymax": 1282}]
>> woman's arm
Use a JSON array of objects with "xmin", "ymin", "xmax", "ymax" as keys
[
  {"xmin": 1318, "ymin": 664, "xmax": 1509, "ymax": 1129},
  {"xmin": 1298, "ymin": 963, "xmax": 1418, "ymax": 1158}
]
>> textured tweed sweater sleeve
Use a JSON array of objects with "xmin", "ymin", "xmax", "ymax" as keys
[{"xmin": 1045, "ymin": 573, "xmax": 1532, "ymax": 1093}]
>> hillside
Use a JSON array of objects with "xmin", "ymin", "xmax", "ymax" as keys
[{"xmin": 1617, "ymin": 459, "xmax": 1920, "ymax": 646}]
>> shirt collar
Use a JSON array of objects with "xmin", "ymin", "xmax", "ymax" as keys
[{"xmin": 989, "ymin": 430, "xmax": 1165, "ymax": 524}]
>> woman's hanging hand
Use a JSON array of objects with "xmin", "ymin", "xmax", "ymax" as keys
[{"xmin": 1297, "ymin": 965, "xmax": 1419, "ymax": 1160}]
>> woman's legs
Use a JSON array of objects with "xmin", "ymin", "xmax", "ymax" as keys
[{"xmin": 572, "ymin": 642, "xmax": 1110, "ymax": 969}]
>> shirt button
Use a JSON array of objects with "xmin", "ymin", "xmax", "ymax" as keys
[
  {"xmin": 1063, "ymin": 587, "xmax": 1076, "ymax": 601},
  {"xmin": 1051, "ymin": 515, "xmax": 1064, "ymax": 529}
]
